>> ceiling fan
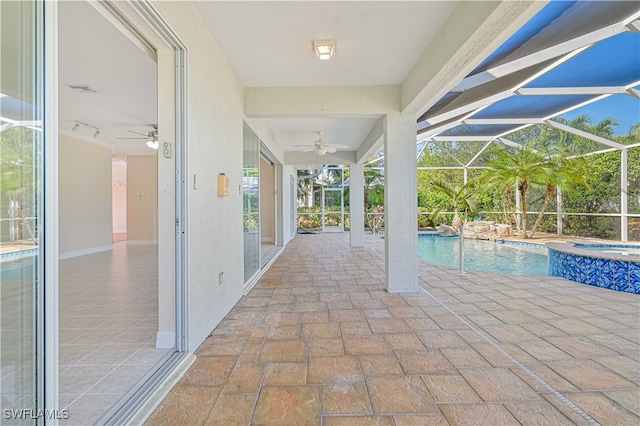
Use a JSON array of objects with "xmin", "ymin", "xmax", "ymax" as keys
[
  {"xmin": 117, "ymin": 125, "xmax": 159, "ymax": 149},
  {"xmin": 294, "ymin": 131, "xmax": 348, "ymax": 155}
]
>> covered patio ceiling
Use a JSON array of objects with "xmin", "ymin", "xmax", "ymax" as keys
[{"xmin": 414, "ymin": 0, "xmax": 640, "ymax": 162}]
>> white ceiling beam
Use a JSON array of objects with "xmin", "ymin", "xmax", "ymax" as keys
[
  {"xmin": 566, "ymin": 147, "xmax": 618, "ymax": 159},
  {"xmin": 432, "ymin": 136, "xmax": 496, "ymax": 142},
  {"xmin": 401, "ymin": 1, "xmax": 545, "ymax": 114},
  {"xmin": 625, "ymin": 18, "xmax": 640, "ymax": 31},
  {"xmin": 421, "ymin": 89, "xmax": 514, "ymax": 127},
  {"xmin": 463, "ymin": 118, "xmax": 542, "ymax": 125},
  {"xmin": 436, "ymin": 141, "xmax": 466, "ymax": 167},
  {"xmin": 422, "ymin": 46, "xmax": 586, "ymax": 127},
  {"xmin": 244, "ymin": 86, "xmax": 397, "ymax": 118},
  {"xmin": 466, "ymin": 141, "xmax": 494, "ymax": 167},
  {"xmin": 418, "ymin": 166, "xmax": 489, "ymax": 170},
  {"xmin": 454, "ymin": 21, "xmax": 630, "ymax": 93},
  {"xmin": 356, "ymin": 118, "xmax": 384, "ymax": 164},
  {"xmin": 516, "ymin": 87, "xmax": 630, "ymax": 96},
  {"xmin": 284, "ymin": 150, "xmax": 356, "ymax": 165},
  {"xmin": 417, "ymin": 119, "xmax": 464, "ymax": 141},
  {"xmin": 496, "ymin": 137, "xmax": 524, "ymax": 149},
  {"xmin": 0, "ymin": 122, "xmax": 15, "ymax": 132},
  {"xmin": 545, "ymin": 119, "xmax": 626, "ymax": 150},
  {"xmin": 627, "ymin": 87, "xmax": 640, "ymax": 100}
]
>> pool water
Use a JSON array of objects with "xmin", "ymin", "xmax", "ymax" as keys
[{"xmin": 418, "ymin": 235, "xmax": 549, "ymax": 276}]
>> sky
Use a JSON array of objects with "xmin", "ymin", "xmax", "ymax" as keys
[{"xmin": 559, "ymin": 93, "xmax": 640, "ymax": 136}]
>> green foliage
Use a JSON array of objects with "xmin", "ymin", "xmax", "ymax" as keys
[
  {"xmin": 1, "ymin": 127, "xmax": 39, "ymax": 243},
  {"xmin": 415, "ymin": 116, "xmax": 638, "ymax": 239}
]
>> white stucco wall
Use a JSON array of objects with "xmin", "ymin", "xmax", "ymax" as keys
[{"xmin": 154, "ymin": 1, "xmax": 246, "ymax": 352}]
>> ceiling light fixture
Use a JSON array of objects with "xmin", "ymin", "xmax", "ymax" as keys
[
  {"xmin": 313, "ymin": 40, "xmax": 335, "ymax": 60},
  {"xmin": 146, "ymin": 140, "xmax": 159, "ymax": 150},
  {"xmin": 72, "ymin": 122, "xmax": 80, "ymax": 132},
  {"xmin": 316, "ymin": 147, "xmax": 327, "ymax": 156}
]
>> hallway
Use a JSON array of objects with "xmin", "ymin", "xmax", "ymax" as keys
[{"xmin": 146, "ymin": 233, "xmax": 639, "ymax": 425}]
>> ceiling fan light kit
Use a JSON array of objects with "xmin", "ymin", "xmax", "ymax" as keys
[
  {"xmin": 294, "ymin": 131, "xmax": 349, "ymax": 156},
  {"xmin": 117, "ymin": 126, "xmax": 159, "ymax": 150}
]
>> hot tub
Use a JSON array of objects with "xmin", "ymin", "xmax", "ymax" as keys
[{"xmin": 547, "ymin": 241, "xmax": 640, "ymax": 294}]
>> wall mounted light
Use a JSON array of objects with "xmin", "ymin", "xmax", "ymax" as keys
[{"xmin": 313, "ymin": 40, "xmax": 335, "ymax": 60}]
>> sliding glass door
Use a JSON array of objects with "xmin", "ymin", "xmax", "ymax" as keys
[
  {"xmin": 0, "ymin": 0, "xmax": 44, "ymax": 421},
  {"xmin": 243, "ymin": 124, "xmax": 260, "ymax": 283}
]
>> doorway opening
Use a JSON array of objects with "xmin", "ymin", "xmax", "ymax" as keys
[{"xmin": 57, "ymin": 1, "xmax": 171, "ymax": 423}]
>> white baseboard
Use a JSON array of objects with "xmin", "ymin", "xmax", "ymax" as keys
[
  {"xmin": 127, "ymin": 240, "xmax": 158, "ymax": 245},
  {"xmin": 60, "ymin": 245, "xmax": 112, "ymax": 260},
  {"xmin": 156, "ymin": 331, "xmax": 175, "ymax": 349}
]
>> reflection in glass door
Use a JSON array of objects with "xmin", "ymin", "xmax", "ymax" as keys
[
  {"xmin": 242, "ymin": 124, "xmax": 260, "ymax": 284},
  {"xmin": 322, "ymin": 166, "xmax": 344, "ymax": 232},
  {"xmin": 0, "ymin": 0, "xmax": 43, "ymax": 420}
]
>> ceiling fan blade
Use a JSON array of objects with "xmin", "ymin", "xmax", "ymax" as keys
[
  {"xmin": 302, "ymin": 147, "xmax": 316, "ymax": 152},
  {"xmin": 294, "ymin": 144, "xmax": 313, "ymax": 147},
  {"xmin": 325, "ymin": 146, "xmax": 337, "ymax": 153},
  {"xmin": 128, "ymin": 130, "xmax": 148, "ymax": 137},
  {"xmin": 117, "ymin": 137, "xmax": 147, "ymax": 140}
]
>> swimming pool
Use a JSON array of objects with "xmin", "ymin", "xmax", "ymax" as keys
[{"xmin": 418, "ymin": 234, "xmax": 548, "ymax": 275}]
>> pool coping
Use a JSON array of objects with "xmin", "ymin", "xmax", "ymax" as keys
[{"xmin": 546, "ymin": 240, "xmax": 640, "ymax": 263}]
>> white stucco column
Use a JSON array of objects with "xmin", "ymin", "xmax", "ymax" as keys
[
  {"xmin": 349, "ymin": 162, "xmax": 365, "ymax": 246},
  {"xmin": 384, "ymin": 113, "xmax": 418, "ymax": 293}
]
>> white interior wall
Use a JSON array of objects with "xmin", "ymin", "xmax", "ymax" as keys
[
  {"xmin": 112, "ymin": 161, "xmax": 127, "ymax": 234},
  {"xmin": 126, "ymin": 155, "xmax": 158, "ymax": 243},
  {"xmin": 59, "ymin": 134, "xmax": 113, "ymax": 258}
]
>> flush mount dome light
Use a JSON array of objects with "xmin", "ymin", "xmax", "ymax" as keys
[{"xmin": 313, "ymin": 40, "xmax": 335, "ymax": 60}]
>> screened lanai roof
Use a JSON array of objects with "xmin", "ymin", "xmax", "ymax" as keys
[{"xmin": 416, "ymin": 0, "xmax": 640, "ymax": 154}]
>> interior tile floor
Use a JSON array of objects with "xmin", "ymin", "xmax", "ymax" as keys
[
  {"xmin": 146, "ymin": 233, "xmax": 640, "ymax": 425},
  {"xmin": 59, "ymin": 243, "xmax": 170, "ymax": 425}
]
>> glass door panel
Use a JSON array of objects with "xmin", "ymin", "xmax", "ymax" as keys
[
  {"xmin": 1, "ymin": 0, "xmax": 42, "ymax": 420},
  {"xmin": 323, "ymin": 190, "xmax": 343, "ymax": 231},
  {"xmin": 243, "ymin": 124, "xmax": 260, "ymax": 283}
]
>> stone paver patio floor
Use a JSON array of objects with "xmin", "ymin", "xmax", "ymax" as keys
[{"xmin": 147, "ymin": 233, "xmax": 639, "ymax": 425}]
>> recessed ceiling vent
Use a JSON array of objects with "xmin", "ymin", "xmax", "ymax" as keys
[{"xmin": 66, "ymin": 84, "xmax": 97, "ymax": 93}]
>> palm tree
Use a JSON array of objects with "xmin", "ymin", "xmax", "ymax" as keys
[
  {"xmin": 428, "ymin": 179, "xmax": 476, "ymax": 231},
  {"xmin": 483, "ymin": 143, "xmax": 552, "ymax": 239},
  {"xmin": 529, "ymin": 149, "xmax": 588, "ymax": 236},
  {"xmin": 484, "ymin": 142, "xmax": 588, "ymax": 239}
]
